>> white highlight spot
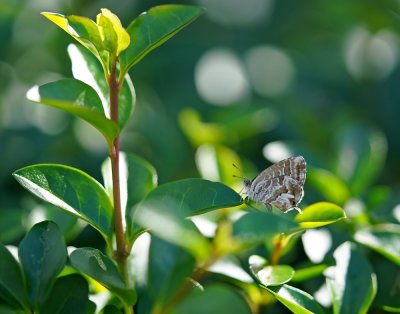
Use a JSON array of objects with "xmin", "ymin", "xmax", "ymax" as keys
[
  {"xmin": 262, "ymin": 141, "xmax": 292, "ymax": 163},
  {"xmin": 302, "ymin": 229, "xmax": 332, "ymax": 263},
  {"xmin": 195, "ymin": 144, "xmax": 220, "ymax": 181},
  {"xmin": 393, "ymin": 204, "xmax": 400, "ymax": 222},
  {"xmin": 195, "ymin": 48, "xmax": 249, "ymax": 106}
]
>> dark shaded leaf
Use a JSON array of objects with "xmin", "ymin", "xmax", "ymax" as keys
[
  {"xmin": 19, "ymin": 221, "xmax": 67, "ymax": 308},
  {"xmin": 70, "ymin": 248, "xmax": 136, "ymax": 306}
]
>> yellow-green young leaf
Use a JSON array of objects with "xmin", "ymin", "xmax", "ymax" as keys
[
  {"xmin": 295, "ymin": 202, "xmax": 346, "ymax": 229},
  {"xmin": 96, "ymin": 9, "xmax": 129, "ymax": 57},
  {"xmin": 255, "ymin": 265, "xmax": 295, "ymax": 287},
  {"xmin": 41, "ymin": 13, "xmax": 103, "ymax": 63}
]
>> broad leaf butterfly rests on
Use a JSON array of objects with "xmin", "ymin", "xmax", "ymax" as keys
[{"xmin": 242, "ymin": 156, "xmax": 306, "ymax": 213}]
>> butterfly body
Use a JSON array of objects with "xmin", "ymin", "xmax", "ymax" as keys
[{"xmin": 243, "ymin": 156, "xmax": 306, "ymax": 212}]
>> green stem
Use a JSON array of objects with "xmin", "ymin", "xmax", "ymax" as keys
[{"xmin": 108, "ymin": 61, "xmax": 133, "ymax": 314}]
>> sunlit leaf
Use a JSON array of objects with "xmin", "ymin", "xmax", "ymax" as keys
[
  {"xmin": 355, "ymin": 224, "xmax": 400, "ymax": 265},
  {"xmin": 295, "ymin": 202, "xmax": 346, "ymax": 229},
  {"xmin": 266, "ymin": 284, "xmax": 325, "ymax": 314},
  {"xmin": 70, "ymin": 248, "xmax": 136, "ymax": 306},
  {"xmin": 292, "ymin": 264, "xmax": 328, "ymax": 283},
  {"xmin": 13, "ymin": 164, "xmax": 114, "ymax": 241},
  {"xmin": 0, "ymin": 244, "xmax": 29, "ymax": 311},
  {"xmin": 254, "ymin": 265, "xmax": 294, "ymax": 287},
  {"xmin": 325, "ymin": 242, "xmax": 377, "ymax": 314},
  {"xmin": 26, "ymin": 78, "xmax": 119, "ymax": 144},
  {"xmin": 96, "ymin": 9, "xmax": 130, "ymax": 56},
  {"xmin": 120, "ymin": 5, "xmax": 204, "ymax": 73},
  {"xmin": 68, "ymin": 44, "xmax": 135, "ymax": 130},
  {"xmin": 19, "ymin": 221, "xmax": 67, "ymax": 307}
]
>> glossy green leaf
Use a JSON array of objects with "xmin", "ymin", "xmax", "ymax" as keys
[
  {"xmin": 26, "ymin": 78, "xmax": 118, "ymax": 144},
  {"xmin": 101, "ymin": 152, "xmax": 157, "ymax": 242},
  {"xmin": 233, "ymin": 211, "xmax": 298, "ymax": 246},
  {"xmin": 19, "ymin": 221, "xmax": 67, "ymax": 308},
  {"xmin": 266, "ymin": 284, "xmax": 325, "ymax": 314},
  {"xmin": 254, "ymin": 265, "xmax": 294, "ymax": 287},
  {"xmin": 135, "ymin": 197, "xmax": 211, "ymax": 260},
  {"xmin": 334, "ymin": 124, "xmax": 387, "ymax": 196},
  {"xmin": 172, "ymin": 284, "xmax": 251, "ymax": 314},
  {"xmin": 0, "ymin": 244, "xmax": 29, "ymax": 311},
  {"xmin": 13, "ymin": 164, "xmax": 114, "ymax": 241},
  {"xmin": 136, "ymin": 178, "xmax": 241, "ymax": 217},
  {"xmin": 372, "ymin": 257, "xmax": 400, "ymax": 312},
  {"xmin": 325, "ymin": 242, "xmax": 377, "ymax": 314},
  {"xmin": 307, "ymin": 168, "xmax": 351, "ymax": 205},
  {"xmin": 355, "ymin": 224, "xmax": 400, "ymax": 265},
  {"xmin": 70, "ymin": 248, "xmax": 136, "ymax": 306},
  {"xmin": 120, "ymin": 5, "xmax": 204, "ymax": 73},
  {"xmin": 148, "ymin": 237, "xmax": 196, "ymax": 306},
  {"xmin": 295, "ymin": 202, "xmax": 346, "ymax": 229},
  {"xmin": 68, "ymin": 44, "xmax": 135, "ymax": 130},
  {"xmin": 39, "ymin": 274, "xmax": 90, "ymax": 314}
]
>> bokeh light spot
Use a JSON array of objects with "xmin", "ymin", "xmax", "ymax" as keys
[
  {"xmin": 195, "ymin": 48, "xmax": 249, "ymax": 106},
  {"xmin": 245, "ymin": 45, "xmax": 295, "ymax": 97}
]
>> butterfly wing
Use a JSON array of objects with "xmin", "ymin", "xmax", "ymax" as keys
[{"xmin": 248, "ymin": 156, "xmax": 306, "ymax": 212}]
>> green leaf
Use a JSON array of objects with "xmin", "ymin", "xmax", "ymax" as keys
[
  {"xmin": 135, "ymin": 197, "xmax": 211, "ymax": 260},
  {"xmin": 96, "ymin": 9, "xmax": 130, "ymax": 56},
  {"xmin": 266, "ymin": 284, "xmax": 325, "ymax": 314},
  {"xmin": 102, "ymin": 305, "xmax": 123, "ymax": 314},
  {"xmin": 0, "ymin": 304, "xmax": 25, "ymax": 314},
  {"xmin": 233, "ymin": 211, "xmax": 298, "ymax": 246},
  {"xmin": 120, "ymin": 5, "xmax": 204, "ymax": 73},
  {"xmin": 292, "ymin": 264, "xmax": 328, "ymax": 283},
  {"xmin": 134, "ymin": 179, "xmax": 240, "ymax": 258},
  {"xmin": 334, "ymin": 124, "xmax": 387, "ymax": 196},
  {"xmin": 0, "ymin": 244, "xmax": 29, "ymax": 311},
  {"xmin": 307, "ymin": 168, "xmax": 351, "ymax": 205},
  {"xmin": 372, "ymin": 257, "xmax": 400, "ymax": 312},
  {"xmin": 26, "ymin": 78, "xmax": 118, "ymax": 144},
  {"xmin": 101, "ymin": 152, "xmax": 157, "ymax": 242},
  {"xmin": 172, "ymin": 284, "xmax": 251, "ymax": 314},
  {"xmin": 70, "ymin": 248, "xmax": 136, "ymax": 306},
  {"xmin": 137, "ymin": 178, "xmax": 241, "ymax": 217},
  {"xmin": 68, "ymin": 44, "xmax": 135, "ymax": 130},
  {"xmin": 148, "ymin": 237, "xmax": 195, "ymax": 306},
  {"xmin": 41, "ymin": 13, "xmax": 105, "ymax": 69},
  {"xmin": 295, "ymin": 202, "xmax": 346, "ymax": 229},
  {"xmin": 325, "ymin": 242, "xmax": 377, "ymax": 314},
  {"xmin": 254, "ymin": 265, "xmax": 294, "ymax": 287},
  {"xmin": 19, "ymin": 221, "xmax": 67, "ymax": 308},
  {"xmin": 355, "ymin": 224, "xmax": 400, "ymax": 265},
  {"xmin": 13, "ymin": 164, "xmax": 114, "ymax": 241},
  {"xmin": 39, "ymin": 274, "xmax": 90, "ymax": 314}
]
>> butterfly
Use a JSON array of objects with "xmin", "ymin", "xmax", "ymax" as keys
[{"xmin": 243, "ymin": 156, "xmax": 306, "ymax": 213}]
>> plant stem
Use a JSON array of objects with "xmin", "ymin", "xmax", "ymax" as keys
[
  {"xmin": 109, "ymin": 61, "xmax": 133, "ymax": 314},
  {"xmin": 270, "ymin": 234, "xmax": 284, "ymax": 265}
]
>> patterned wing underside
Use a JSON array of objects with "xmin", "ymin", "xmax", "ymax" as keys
[{"xmin": 247, "ymin": 156, "xmax": 306, "ymax": 212}]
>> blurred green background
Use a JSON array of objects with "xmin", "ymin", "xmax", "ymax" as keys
[{"xmin": 1, "ymin": 0, "xmax": 400, "ymax": 251}]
